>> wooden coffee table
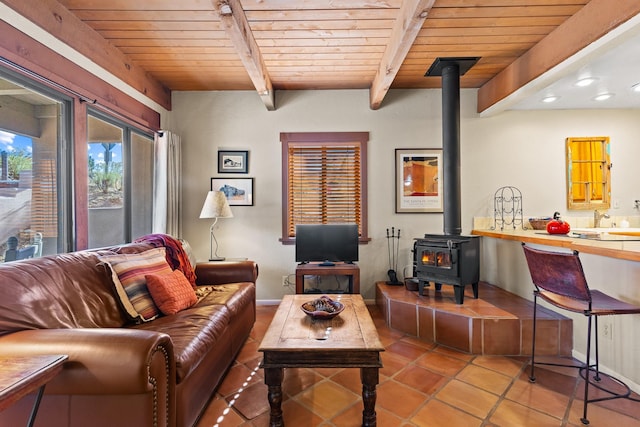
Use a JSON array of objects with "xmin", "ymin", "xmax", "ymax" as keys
[{"xmin": 259, "ymin": 294, "xmax": 384, "ymax": 427}]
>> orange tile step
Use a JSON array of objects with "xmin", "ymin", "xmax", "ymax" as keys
[{"xmin": 375, "ymin": 281, "xmax": 572, "ymax": 356}]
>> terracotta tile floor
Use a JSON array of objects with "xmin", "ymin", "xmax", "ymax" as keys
[{"xmin": 196, "ymin": 304, "xmax": 640, "ymax": 427}]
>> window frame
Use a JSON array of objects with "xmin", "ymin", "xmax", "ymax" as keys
[
  {"xmin": 280, "ymin": 131, "xmax": 369, "ymax": 245},
  {"xmin": 87, "ymin": 108, "xmax": 154, "ymax": 247},
  {"xmin": 565, "ymin": 136, "xmax": 611, "ymax": 210},
  {"xmin": 0, "ymin": 67, "xmax": 74, "ymax": 254},
  {"xmin": 1, "ymin": 22, "xmax": 161, "ymax": 249}
]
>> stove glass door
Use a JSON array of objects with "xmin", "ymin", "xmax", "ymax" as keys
[{"xmin": 420, "ymin": 248, "xmax": 452, "ymax": 270}]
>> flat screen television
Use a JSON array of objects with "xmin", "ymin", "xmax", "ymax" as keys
[{"xmin": 295, "ymin": 224, "xmax": 359, "ymax": 265}]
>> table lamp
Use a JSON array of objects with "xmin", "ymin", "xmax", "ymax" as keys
[{"xmin": 199, "ymin": 191, "xmax": 233, "ymax": 261}]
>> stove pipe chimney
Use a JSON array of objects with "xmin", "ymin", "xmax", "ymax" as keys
[{"xmin": 425, "ymin": 57, "xmax": 480, "ymax": 236}]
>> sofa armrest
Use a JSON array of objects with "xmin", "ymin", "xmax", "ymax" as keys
[
  {"xmin": 195, "ymin": 260, "xmax": 258, "ymax": 286},
  {"xmin": 0, "ymin": 328, "xmax": 175, "ymax": 396}
]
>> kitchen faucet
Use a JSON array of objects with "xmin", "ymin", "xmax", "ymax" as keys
[{"xmin": 594, "ymin": 209, "xmax": 610, "ymax": 228}]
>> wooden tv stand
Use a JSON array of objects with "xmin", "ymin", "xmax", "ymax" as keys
[{"xmin": 295, "ymin": 262, "xmax": 360, "ymax": 294}]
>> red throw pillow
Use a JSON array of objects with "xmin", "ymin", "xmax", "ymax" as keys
[{"xmin": 146, "ymin": 270, "xmax": 197, "ymax": 315}]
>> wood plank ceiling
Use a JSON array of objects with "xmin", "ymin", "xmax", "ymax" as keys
[{"xmin": 11, "ymin": 0, "xmax": 639, "ymax": 111}]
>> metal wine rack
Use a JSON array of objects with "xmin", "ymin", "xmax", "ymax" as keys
[{"xmin": 491, "ymin": 186, "xmax": 525, "ymax": 231}]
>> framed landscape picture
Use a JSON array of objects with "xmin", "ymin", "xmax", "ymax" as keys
[
  {"xmin": 211, "ymin": 177, "xmax": 254, "ymax": 206},
  {"xmin": 218, "ymin": 150, "xmax": 248, "ymax": 173},
  {"xmin": 395, "ymin": 148, "xmax": 443, "ymax": 213}
]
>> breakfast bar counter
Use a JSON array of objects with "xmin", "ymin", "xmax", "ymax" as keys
[{"xmin": 471, "ymin": 228, "xmax": 640, "ymax": 263}]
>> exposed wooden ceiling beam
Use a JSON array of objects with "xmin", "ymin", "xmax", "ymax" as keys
[
  {"xmin": 212, "ymin": 0, "xmax": 275, "ymax": 111},
  {"xmin": 477, "ymin": 0, "xmax": 640, "ymax": 113},
  {"xmin": 369, "ymin": 0, "xmax": 435, "ymax": 110}
]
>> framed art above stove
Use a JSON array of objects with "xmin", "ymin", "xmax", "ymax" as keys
[{"xmin": 395, "ymin": 148, "xmax": 443, "ymax": 213}]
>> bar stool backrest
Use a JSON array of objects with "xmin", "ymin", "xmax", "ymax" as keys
[{"xmin": 522, "ymin": 245, "xmax": 591, "ymax": 303}]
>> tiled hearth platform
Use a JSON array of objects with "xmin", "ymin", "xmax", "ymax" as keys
[{"xmin": 376, "ymin": 281, "xmax": 572, "ymax": 356}]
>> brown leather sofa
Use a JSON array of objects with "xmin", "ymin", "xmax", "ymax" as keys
[{"xmin": 0, "ymin": 239, "xmax": 258, "ymax": 427}]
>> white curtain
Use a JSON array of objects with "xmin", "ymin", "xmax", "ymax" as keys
[{"xmin": 153, "ymin": 131, "xmax": 182, "ymax": 237}]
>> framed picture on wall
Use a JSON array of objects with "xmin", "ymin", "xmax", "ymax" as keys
[
  {"xmin": 218, "ymin": 150, "xmax": 248, "ymax": 173},
  {"xmin": 211, "ymin": 177, "xmax": 254, "ymax": 206},
  {"xmin": 395, "ymin": 148, "xmax": 443, "ymax": 213}
]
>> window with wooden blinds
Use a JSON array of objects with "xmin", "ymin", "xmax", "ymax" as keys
[{"xmin": 281, "ymin": 132, "xmax": 369, "ymax": 244}]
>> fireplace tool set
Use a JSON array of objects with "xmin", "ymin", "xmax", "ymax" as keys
[{"xmin": 386, "ymin": 227, "xmax": 402, "ymax": 285}]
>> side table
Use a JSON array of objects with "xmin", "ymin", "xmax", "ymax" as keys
[
  {"xmin": 295, "ymin": 262, "xmax": 360, "ymax": 294},
  {"xmin": 0, "ymin": 354, "xmax": 68, "ymax": 427}
]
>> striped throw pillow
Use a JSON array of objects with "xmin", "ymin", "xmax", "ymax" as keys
[{"xmin": 100, "ymin": 247, "xmax": 173, "ymax": 322}]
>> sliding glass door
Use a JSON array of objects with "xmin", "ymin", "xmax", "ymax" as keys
[
  {"xmin": 0, "ymin": 72, "xmax": 72, "ymax": 261},
  {"xmin": 87, "ymin": 112, "xmax": 153, "ymax": 248}
]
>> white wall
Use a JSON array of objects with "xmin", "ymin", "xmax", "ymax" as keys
[
  {"xmin": 465, "ymin": 108, "xmax": 640, "ymax": 221},
  {"xmin": 171, "ymin": 88, "xmax": 640, "ymax": 302},
  {"xmin": 172, "ymin": 89, "xmax": 446, "ymax": 301}
]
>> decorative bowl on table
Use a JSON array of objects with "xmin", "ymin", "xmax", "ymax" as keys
[{"xmin": 301, "ymin": 295, "xmax": 344, "ymax": 319}]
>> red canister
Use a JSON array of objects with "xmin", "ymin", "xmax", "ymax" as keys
[{"xmin": 546, "ymin": 219, "xmax": 570, "ymax": 234}]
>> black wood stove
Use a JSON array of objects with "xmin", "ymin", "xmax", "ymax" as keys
[
  {"xmin": 413, "ymin": 234, "xmax": 480, "ymax": 304},
  {"xmin": 411, "ymin": 57, "xmax": 482, "ymax": 305}
]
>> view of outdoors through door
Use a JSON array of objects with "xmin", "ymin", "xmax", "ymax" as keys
[
  {"xmin": 87, "ymin": 113, "xmax": 154, "ymax": 248},
  {"xmin": 1, "ymin": 73, "xmax": 154, "ymax": 259},
  {"xmin": 87, "ymin": 114, "xmax": 125, "ymax": 248},
  {"xmin": 0, "ymin": 75, "xmax": 64, "ymax": 262}
]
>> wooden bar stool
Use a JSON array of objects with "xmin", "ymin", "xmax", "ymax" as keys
[{"xmin": 522, "ymin": 244, "xmax": 640, "ymax": 425}]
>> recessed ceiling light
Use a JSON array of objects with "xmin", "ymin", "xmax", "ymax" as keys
[
  {"xmin": 632, "ymin": 83, "xmax": 640, "ymax": 93},
  {"xmin": 575, "ymin": 77, "xmax": 598, "ymax": 87},
  {"xmin": 593, "ymin": 93, "xmax": 614, "ymax": 101},
  {"xmin": 542, "ymin": 95, "xmax": 560, "ymax": 103}
]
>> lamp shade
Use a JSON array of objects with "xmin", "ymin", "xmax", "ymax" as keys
[{"xmin": 199, "ymin": 191, "xmax": 233, "ymax": 219}]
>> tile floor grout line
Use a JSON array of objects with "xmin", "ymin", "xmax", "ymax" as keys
[
  {"xmin": 434, "ymin": 354, "xmax": 493, "ymax": 426},
  {"xmin": 479, "ymin": 356, "xmax": 542, "ymax": 427}
]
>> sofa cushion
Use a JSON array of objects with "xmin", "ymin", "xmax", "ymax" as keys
[
  {"xmin": 195, "ymin": 283, "xmax": 256, "ymax": 318},
  {"xmin": 131, "ymin": 303, "xmax": 231, "ymax": 382},
  {"xmin": 146, "ymin": 270, "xmax": 197, "ymax": 315},
  {"xmin": 99, "ymin": 247, "xmax": 173, "ymax": 322},
  {"xmin": 0, "ymin": 250, "xmax": 128, "ymax": 333},
  {"xmin": 130, "ymin": 282, "xmax": 254, "ymax": 382}
]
